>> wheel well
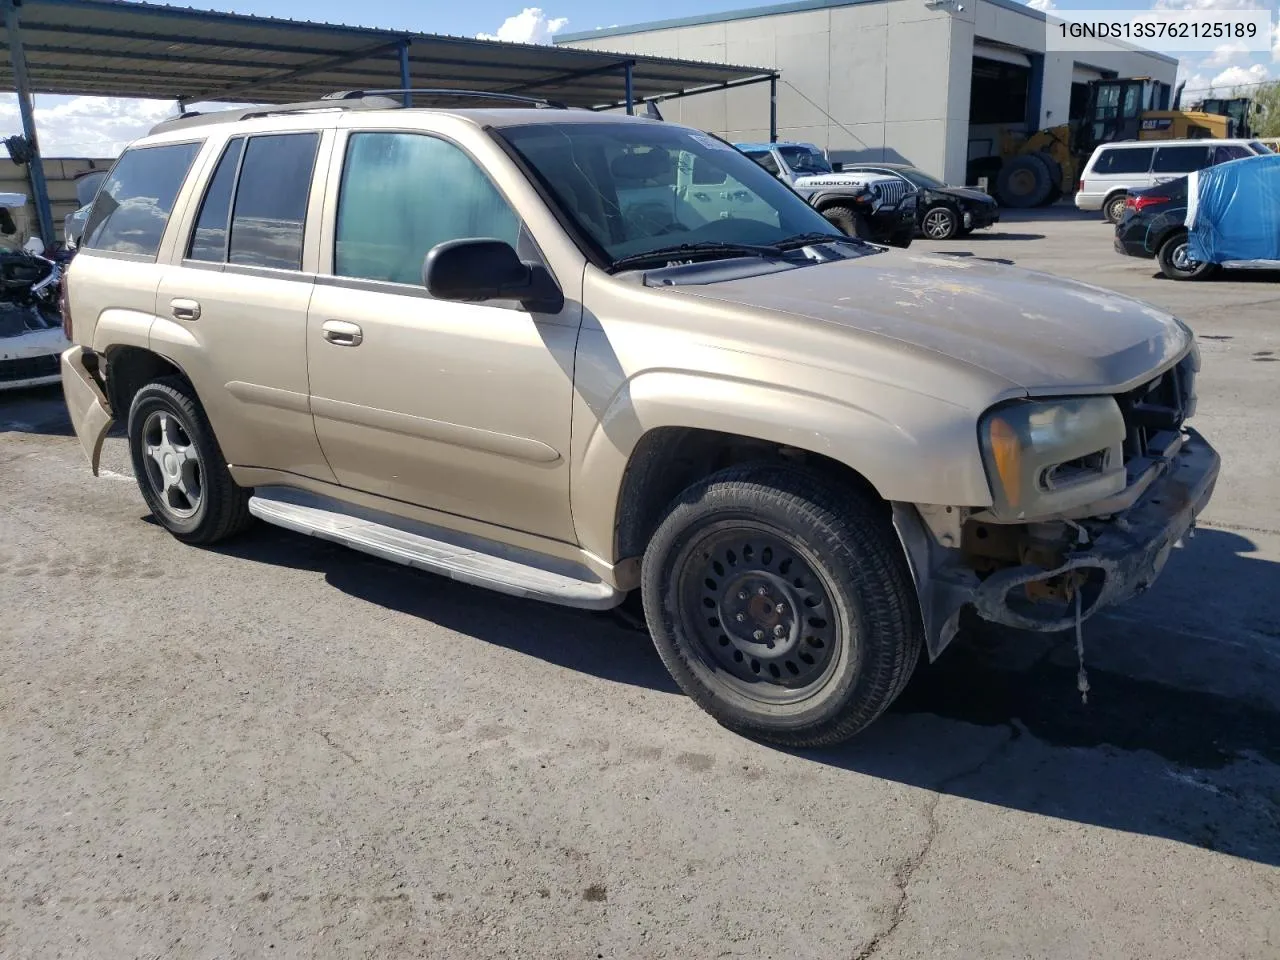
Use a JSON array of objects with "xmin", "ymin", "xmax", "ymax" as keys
[
  {"xmin": 613, "ymin": 427, "xmax": 884, "ymax": 561},
  {"xmin": 103, "ymin": 346, "xmax": 185, "ymax": 418},
  {"xmin": 1104, "ymin": 189, "xmax": 1128, "ymax": 206}
]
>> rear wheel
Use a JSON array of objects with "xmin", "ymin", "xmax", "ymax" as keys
[
  {"xmin": 127, "ymin": 376, "xmax": 254, "ymax": 544},
  {"xmin": 1104, "ymin": 193, "xmax": 1128, "ymax": 224},
  {"xmin": 641, "ymin": 465, "xmax": 923, "ymax": 747},
  {"xmin": 1157, "ymin": 232, "xmax": 1216, "ymax": 281}
]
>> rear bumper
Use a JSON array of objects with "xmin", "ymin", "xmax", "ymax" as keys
[
  {"xmin": 971, "ymin": 428, "xmax": 1220, "ymax": 632},
  {"xmin": 59, "ymin": 344, "xmax": 114, "ymax": 475},
  {"xmin": 1114, "ymin": 229, "xmax": 1153, "ymax": 260},
  {"xmin": 0, "ymin": 328, "xmax": 70, "ymax": 390},
  {"xmin": 1075, "ymin": 193, "xmax": 1103, "ymax": 212}
]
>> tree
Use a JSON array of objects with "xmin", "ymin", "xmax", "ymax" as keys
[{"xmin": 1247, "ymin": 81, "xmax": 1280, "ymax": 139}]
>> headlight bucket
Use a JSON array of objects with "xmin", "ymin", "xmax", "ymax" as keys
[{"xmin": 979, "ymin": 396, "xmax": 1127, "ymax": 521}]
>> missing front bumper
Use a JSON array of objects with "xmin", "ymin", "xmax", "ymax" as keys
[{"xmin": 971, "ymin": 428, "xmax": 1220, "ymax": 632}]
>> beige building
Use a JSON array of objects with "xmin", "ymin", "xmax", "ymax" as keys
[{"xmin": 557, "ymin": 0, "xmax": 1178, "ymax": 185}]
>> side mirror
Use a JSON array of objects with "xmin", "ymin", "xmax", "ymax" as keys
[{"xmin": 423, "ymin": 238, "xmax": 563, "ymax": 312}]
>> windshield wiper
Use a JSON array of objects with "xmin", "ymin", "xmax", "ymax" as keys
[
  {"xmin": 774, "ymin": 231, "xmax": 866, "ymax": 250},
  {"xmin": 611, "ymin": 241, "xmax": 786, "ymax": 271}
]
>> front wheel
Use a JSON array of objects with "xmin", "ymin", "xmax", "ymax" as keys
[
  {"xmin": 641, "ymin": 465, "xmax": 923, "ymax": 748},
  {"xmin": 1157, "ymin": 232, "xmax": 1216, "ymax": 281},
  {"xmin": 127, "ymin": 376, "xmax": 254, "ymax": 544},
  {"xmin": 821, "ymin": 204, "xmax": 873, "ymax": 240},
  {"xmin": 921, "ymin": 205, "xmax": 959, "ymax": 240}
]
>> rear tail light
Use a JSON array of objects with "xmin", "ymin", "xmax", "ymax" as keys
[
  {"xmin": 59, "ymin": 269, "xmax": 72, "ymax": 341},
  {"xmin": 1078, "ymin": 180, "xmax": 1085, "ymax": 192},
  {"xmin": 1125, "ymin": 194, "xmax": 1169, "ymax": 213}
]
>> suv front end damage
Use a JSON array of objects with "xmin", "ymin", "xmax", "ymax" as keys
[{"xmin": 895, "ymin": 346, "xmax": 1219, "ymax": 659}]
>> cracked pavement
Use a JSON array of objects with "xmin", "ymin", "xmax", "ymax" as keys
[{"xmin": 3, "ymin": 209, "xmax": 1279, "ymax": 958}]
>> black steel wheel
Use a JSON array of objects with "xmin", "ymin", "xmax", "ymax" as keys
[
  {"xmin": 677, "ymin": 523, "xmax": 840, "ymax": 698},
  {"xmin": 642, "ymin": 464, "xmax": 924, "ymax": 747}
]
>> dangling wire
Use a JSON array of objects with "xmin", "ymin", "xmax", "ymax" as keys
[{"xmin": 1074, "ymin": 588, "xmax": 1090, "ymax": 705}]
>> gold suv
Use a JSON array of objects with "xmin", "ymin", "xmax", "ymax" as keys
[{"xmin": 60, "ymin": 93, "xmax": 1220, "ymax": 746}]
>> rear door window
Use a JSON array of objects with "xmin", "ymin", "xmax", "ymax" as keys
[
  {"xmin": 1152, "ymin": 145, "xmax": 1213, "ymax": 174},
  {"xmin": 187, "ymin": 137, "xmax": 245, "ymax": 262},
  {"xmin": 1212, "ymin": 144, "xmax": 1252, "ymax": 164},
  {"xmin": 1092, "ymin": 147, "xmax": 1153, "ymax": 175},
  {"xmin": 228, "ymin": 133, "xmax": 320, "ymax": 271},
  {"xmin": 81, "ymin": 141, "xmax": 202, "ymax": 258}
]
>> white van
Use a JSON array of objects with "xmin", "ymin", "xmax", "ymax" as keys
[{"xmin": 1076, "ymin": 139, "xmax": 1272, "ymax": 223}]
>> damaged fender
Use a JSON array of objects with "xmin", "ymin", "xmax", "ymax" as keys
[{"xmin": 60, "ymin": 345, "xmax": 114, "ymax": 476}]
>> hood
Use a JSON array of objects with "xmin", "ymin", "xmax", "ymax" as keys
[
  {"xmin": 672, "ymin": 251, "xmax": 1191, "ymax": 393},
  {"xmin": 933, "ymin": 185, "xmax": 996, "ymax": 205}
]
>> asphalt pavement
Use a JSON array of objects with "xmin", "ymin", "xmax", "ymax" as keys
[{"xmin": 2, "ymin": 209, "xmax": 1278, "ymax": 959}]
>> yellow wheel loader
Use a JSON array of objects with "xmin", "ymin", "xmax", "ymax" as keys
[{"xmin": 991, "ymin": 78, "xmax": 1250, "ymax": 208}]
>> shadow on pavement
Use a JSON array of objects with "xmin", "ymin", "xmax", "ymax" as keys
[
  {"xmin": 209, "ymin": 522, "xmax": 1280, "ymax": 867},
  {"xmin": 0, "ymin": 383, "xmax": 73, "ymax": 436}
]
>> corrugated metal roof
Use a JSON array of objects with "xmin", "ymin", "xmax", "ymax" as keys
[{"xmin": 0, "ymin": 0, "xmax": 774, "ymax": 108}]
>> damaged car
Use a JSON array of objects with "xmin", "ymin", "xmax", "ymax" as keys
[
  {"xmin": 59, "ymin": 97, "xmax": 1218, "ymax": 747},
  {"xmin": 1, "ymin": 192, "xmax": 68, "ymax": 390}
]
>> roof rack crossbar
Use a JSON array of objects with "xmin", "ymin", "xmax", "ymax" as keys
[
  {"xmin": 148, "ymin": 95, "xmax": 402, "ymax": 135},
  {"xmin": 324, "ymin": 88, "xmax": 573, "ymax": 109}
]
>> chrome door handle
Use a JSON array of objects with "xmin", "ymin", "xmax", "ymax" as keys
[
  {"xmin": 321, "ymin": 319, "xmax": 363, "ymax": 347},
  {"xmin": 170, "ymin": 298, "xmax": 200, "ymax": 321}
]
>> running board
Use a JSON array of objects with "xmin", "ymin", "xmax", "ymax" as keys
[{"xmin": 247, "ymin": 487, "xmax": 624, "ymax": 610}]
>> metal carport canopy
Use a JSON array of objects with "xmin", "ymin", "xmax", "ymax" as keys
[{"xmin": 0, "ymin": 0, "xmax": 777, "ymax": 241}]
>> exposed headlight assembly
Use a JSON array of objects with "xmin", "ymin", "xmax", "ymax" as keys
[{"xmin": 979, "ymin": 396, "xmax": 1127, "ymax": 521}]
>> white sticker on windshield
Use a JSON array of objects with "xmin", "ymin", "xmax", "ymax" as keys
[{"xmin": 689, "ymin": 133, "xmax": 732, "ymax": 151}]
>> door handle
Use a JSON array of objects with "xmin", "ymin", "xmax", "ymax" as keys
[
  {"xmin": 321, "ymin": 319, "xmax": 363, "ymax": 347},
  {"xmin": 170, "ymin": 298, "xmax": 200, "ymax": 321}
]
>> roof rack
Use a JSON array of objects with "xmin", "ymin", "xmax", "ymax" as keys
[
  {"xmin": 148, "ymin": 95, "xmax": 401, "ymax": 135},
  {"xmin": 323, "ymin": 89, "xmax": 572, "ymax": 109}
]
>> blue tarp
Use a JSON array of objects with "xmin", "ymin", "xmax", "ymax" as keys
[{"xmin": 1187, "ymin": 152, "xmax": 1280, "ymax": 265}]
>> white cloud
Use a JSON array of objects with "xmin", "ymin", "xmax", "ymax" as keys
[
  {"xmin": 1027, "ymin": 0, "xmax": 1055, "ymax": 10},
  {"xmin": 1212, "ymin": 62, "xmax": 1271, "ymax": 88},
  {"xmin": 0, "ymin": 94, "xmax": 176, "ymax": 158},
  {"xmin": 1202, "ymin": 40, "xmax": 1251, "ymax": 66},
  {"xmin": 476, "ymin": 8, "xmax": 569, "ymax": 45},
  {"xmin": 1273, "ymin": 21, "xmax": 1280, "ymax": 62},
  {"xmin": 1152, "ymin": 0, "xmax": 1263, "ymax": 10}
]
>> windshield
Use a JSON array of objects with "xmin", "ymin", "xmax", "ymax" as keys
[
  {"xmin": 777, "ymin": 145, "xmax": 833, "ymax": 175},
  {"xmin": 496, "ymin": 122, "xmax": 845, "ymax": 266},
  {"xmin": 892, "ymin": 167, "xmax": 947, "ymax": 190}
]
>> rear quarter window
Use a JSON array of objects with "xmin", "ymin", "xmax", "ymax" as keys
[
  {"xmin": 81, "ymin": 141, "xmax": 203, "ymax": 258},
  {"xmin": 1091, "ymin": 147, "xmax": 1154, "ymax": 175}
]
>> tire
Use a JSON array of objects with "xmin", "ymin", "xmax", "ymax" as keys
[
  {"xmin": 1037, "ymin": 154, "xmax": 1064, "ymax": 207},
  {"xmin": 822, "ymin": 205, "xmax": 872, "ymax": 239},
  {"xmin": 640, "ymin": 464, "xmax": 924, "ymax": 748},
  {"xmin": 920, "ymin": 205, "xmax": 959, "ymax": 240},
  {"xmin": 1156, "ymin": 232, "xmax": 1216, "ymax": 281},
  {"xmin": 1103, "ymin": 193, "xmax": 1128, "ymax": 224},
  {"xmin": 995, "ymin": 154, "xmax": 1052, "ymax": 208},
  {"xmin": 887, "ymin": 225, "xmax": 913, "ymax": 249},
  {"xmin": 127, "ymin": 376, "xmax": 254, "ymax": 545}
]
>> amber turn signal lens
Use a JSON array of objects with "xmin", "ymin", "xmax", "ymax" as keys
[{"xmin": 987, "ymin": 416, "xmax": 1022, "ymax": 509}]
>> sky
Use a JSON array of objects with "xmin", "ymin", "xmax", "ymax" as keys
[{"xmin": 2, "ymin": 0, "xmax": 1278, "ymax": 158}]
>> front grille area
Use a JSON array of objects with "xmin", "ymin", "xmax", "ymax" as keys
[
  {"xmin": 1114, "ymin": 352, "xmax": 1196, "ymax": 461},
  {"xmin": 873, "ymin": 180, "xmax": 911, "ymax": 208},
  {"xmin": 0, "ymin": 353, "xmax": 59, "ymax": 383}
]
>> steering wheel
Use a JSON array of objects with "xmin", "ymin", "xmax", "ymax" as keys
[{"xmin": 625, "ymin": 201, "xmax": 690, "ymax": 238}]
